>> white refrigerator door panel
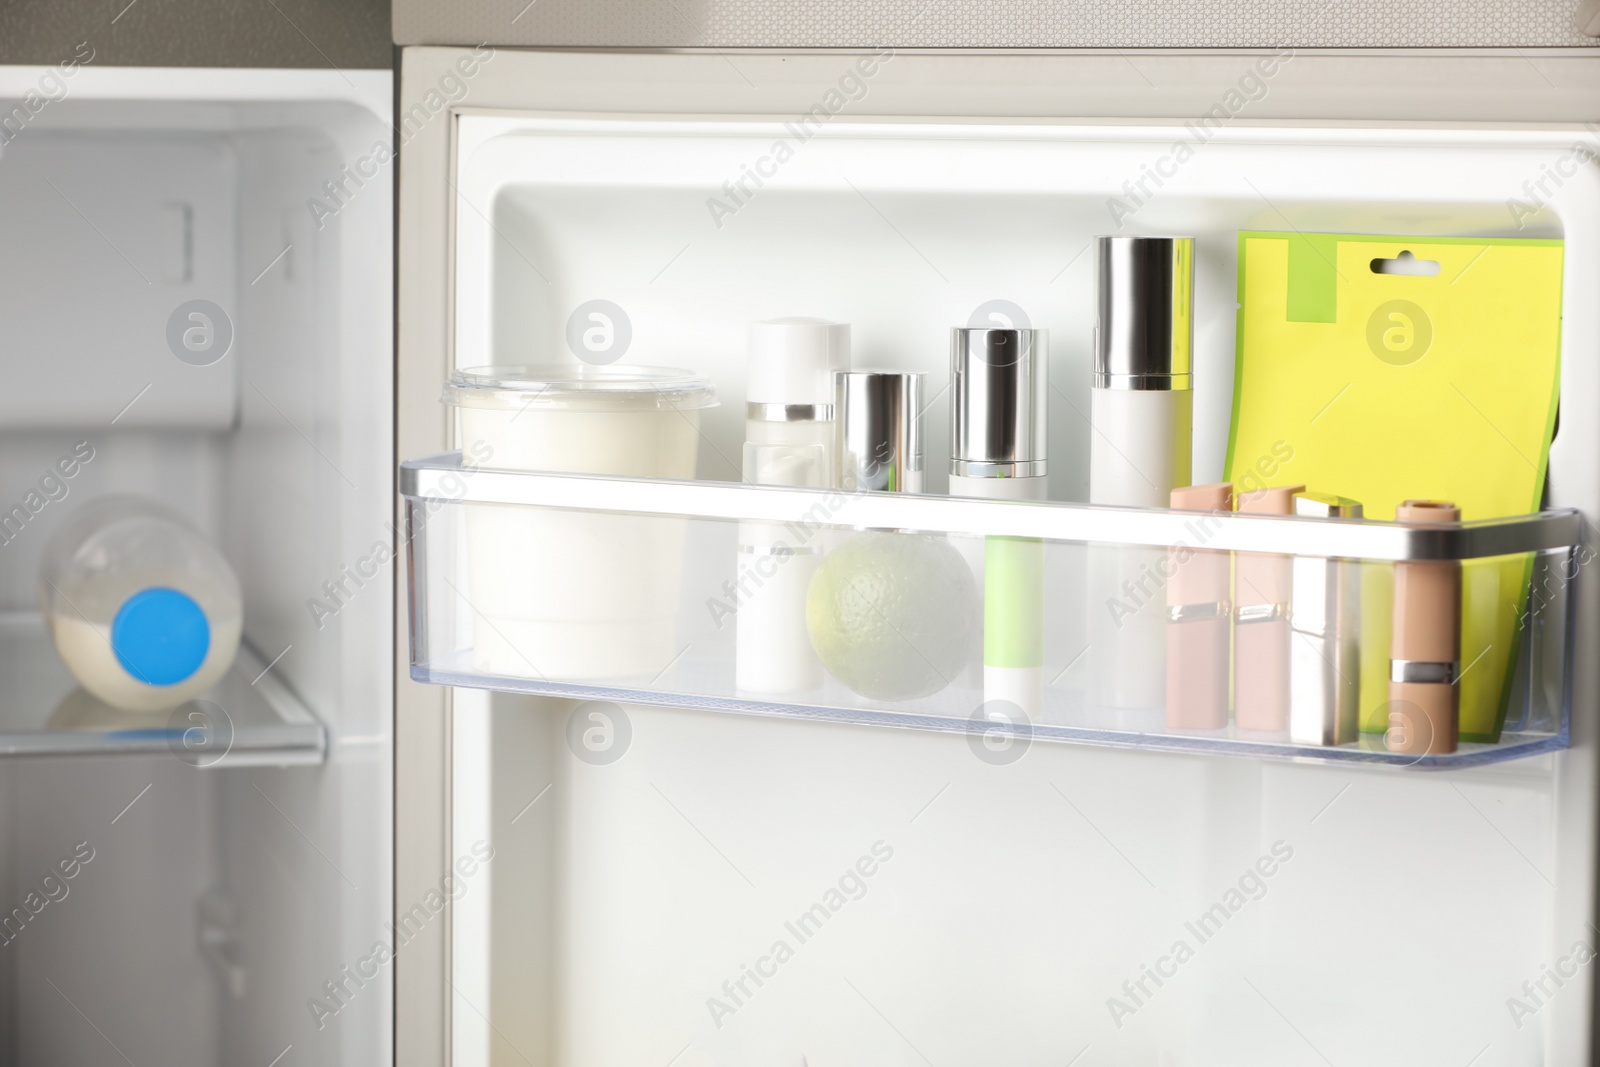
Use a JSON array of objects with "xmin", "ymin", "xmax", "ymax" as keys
[
  {"xmin": 455, "ymin": 700, "xmax": 1559, "ymax": 1067},
  {"xmin": 399, "ymin": 47, "xmax": 1600, "ymax": 1066}
]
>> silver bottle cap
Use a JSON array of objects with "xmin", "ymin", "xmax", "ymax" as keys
[
  {"xmin": 949, "ymin": 327, "xmax": 1048, "ymax": 479},
  {"xmin": 1094, "ymin": 235, "xmax": 1194, "ymax": 391},
  {"xmin": 836, "ymin": 371, "xmax": 924, "ymax": 493},
  {"xmin": 1291, "ymin": 491, "xmax": 1363, "ymax": 521}
]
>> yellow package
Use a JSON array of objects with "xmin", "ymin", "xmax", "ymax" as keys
[{"xmin": 1227, "ymin": 232, "xmax": 1562, "ymax": 742}]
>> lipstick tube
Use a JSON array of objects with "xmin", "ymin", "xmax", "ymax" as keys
[
  {"xmin": 1386, "ymin": 500, "xmax": 1463, "ymax": 756},
  {"xmin": 1087, "ymin": 235, "xmax": 1195, "ymax": 711},
  {"xmin": 1288, "ymin": 491, "xmax": 1363, "ymax": 746},
  {"xmin": 1233, "ymin": 484, "xmax": 1305, "ymax": 732},
  {"xmin": 1165, "ymin": 482, "xmax": 1233, "ymax": 731},
  {"xmin": 948, "ymin": 327, "xmax": 1048, "ymax": 720}
]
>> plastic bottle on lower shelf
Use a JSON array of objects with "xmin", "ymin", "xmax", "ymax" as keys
[{"xmin": 38, "ymin": 496, "xmax": 242, "ymax": 713}]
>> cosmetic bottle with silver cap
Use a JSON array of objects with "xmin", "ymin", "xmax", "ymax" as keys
[
  {"xmin": 837, "ymin": 370, "xmax": 923, "ymax": 495},
  {"xmin": 1087, "ymin": 235, "xmax": 1195, "ymax": 711},
  {"xmin": 736, "ymin": 318, "xmax": 849, "ymax": 694},
  {"xmin": 950, "ymin": 328, "xmax": 1048, "ymax": 499},
  {"xmin": 1090, "ymin": 236, "xmax": 1194, "ymax": 507},
  {"xmin": 949, "ymin": 327, "xmax": 1048, "ymax": 721}
]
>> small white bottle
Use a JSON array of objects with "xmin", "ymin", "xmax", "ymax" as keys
[
  {"xmin": 736, "ymin": 319, "xmax": 850, "ymax": 694},
  {"xmin": 1087, "ymin": 236, "xmax": 1195, "ymax": 711},
  {"xmin": 39, "ymin": 495, "xmax": 243, "ymax": 712}
]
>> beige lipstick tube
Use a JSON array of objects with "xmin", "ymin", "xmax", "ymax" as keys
[
  {"xmin": 1234, "ymin": 484, "xmax": 1305, "ymax": 732},
  {"xmin": 1386, "ymin": 500, "xmax": 1463, "ymax": 756},
  {"xmin": 1166, "ymin": 483, "xmax": 1233, "ymax": 730}
]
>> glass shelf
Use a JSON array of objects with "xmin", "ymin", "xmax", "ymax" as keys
[
  {"xmin": 402, "ymin": 453, "xmax": 1577, "ymax": 769},
  {"xmin": 0, "ymin": 613, "xmax": 325, "ymax": 765}
]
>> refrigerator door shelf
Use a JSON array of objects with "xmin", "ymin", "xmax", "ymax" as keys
[
  {"xmin": 401, "ymin": 453, "xmax": 1575, "ymax": 770},
  {"xmin": 0, "ymin": 612, "xmax": 324, "ymax": 765}
]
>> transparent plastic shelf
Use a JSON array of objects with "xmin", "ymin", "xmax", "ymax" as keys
[
  {"xmin": 0, "ymin": 613, "xmax": 325, "ymax": 765},
  {"xmin": 402, "ymin": 453, "xmax": 1576, "ymax": 769}
]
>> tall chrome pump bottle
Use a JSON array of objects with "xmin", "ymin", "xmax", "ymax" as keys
[{"xmin": 1086, "ymin": 236, "xmax": 1195, "ymax": 711}]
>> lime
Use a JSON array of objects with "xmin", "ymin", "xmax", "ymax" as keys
[{"xmin": 806, "ymin": 531, "xmax": 978, "ymax": 701}]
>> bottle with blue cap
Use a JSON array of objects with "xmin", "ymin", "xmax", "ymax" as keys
[{"xmin": 39, "ymin": 496, "xmax": 242, "ymax": 712}]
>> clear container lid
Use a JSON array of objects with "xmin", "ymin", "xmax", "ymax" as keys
[{"xmin": 444, "ymin": 364, "xmax": 717, "ymax": 412}]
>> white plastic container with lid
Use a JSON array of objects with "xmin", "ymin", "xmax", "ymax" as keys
[
  {"xmin": 39, "ymin": 495, "xmax": 243, "ymax": 712},
  {"xmin": 444, "ymin": 364, "xmax": 716, "ymax": 680}
]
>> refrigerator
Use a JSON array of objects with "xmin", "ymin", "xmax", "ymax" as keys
[{"xmin": 4, "ymin": 1, "xmax": 1600, "ymax": 1065}]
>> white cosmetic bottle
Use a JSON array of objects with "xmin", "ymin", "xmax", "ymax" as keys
[
  {"xmin": 736, "ymin": 318, "xmax": 849, "ymax": 694},
  {"xmin": 1087, "ymin": 236, "xmax": 1195, "ymax": 711},
  {"xmin": 949, "ymin": 327, "xmax": 1048, "ymax": 723}
]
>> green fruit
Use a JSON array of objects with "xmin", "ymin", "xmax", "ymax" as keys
[{"xmin": 806, "ymin": 531, "xmax": 978, "ymax": 701}]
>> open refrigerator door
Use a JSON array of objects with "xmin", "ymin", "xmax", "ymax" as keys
[{"xmin": 395, "ymin": 41, "xmax": 1600, "ymax": 1067}]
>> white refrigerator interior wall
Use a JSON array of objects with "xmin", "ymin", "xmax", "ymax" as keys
[{"xmin": 0, "ymin": 69, "xmax": 393, "ymax": 1067}]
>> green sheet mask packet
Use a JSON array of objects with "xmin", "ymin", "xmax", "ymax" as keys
[{"xmin": 1227, "ymin": 231, "xmax": 1563, "ymax": 742}]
